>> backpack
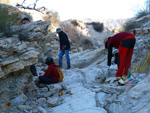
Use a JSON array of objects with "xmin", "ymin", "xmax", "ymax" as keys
[
  {"xmin": 131, "ymin": 53, "xmax": 150, "ymax": 74},
  {"xmin": 56, "ymin": 67, "xmax": 64, "ymax": 82}
]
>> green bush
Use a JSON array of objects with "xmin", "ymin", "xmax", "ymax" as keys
[
  {"xmin": 0, "ymin": 7, "xmax": 21, "ymax": 36},
  {"xmin": 0, "ymin": 7, "xmax": 8, "ymax": 33}
]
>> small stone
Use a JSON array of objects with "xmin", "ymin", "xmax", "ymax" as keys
[{"xmin": 47, "ymin": 97, "xmax": 59, "ymax": 107}]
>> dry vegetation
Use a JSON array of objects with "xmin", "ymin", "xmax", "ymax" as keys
[
  {"xmin": 60, "ymin": 20, "xmax": 81, "ymax": 43},
  {"xmin": 0, "ymin": 0, "xmax": 9, "ymax": 4},
  {"xmin": 42, "ymin": 10, "xmax": 60, "ymax": 31},
  {"xmin": 87, "ymin": 22, "xmax": 104, "ymax": 32},
  {"xmin": 60, "ymin": 20, "xmax": 95, "ymax": 50},
  {"xmin": 123, "ymin": 0, "xmax": 149, "ymax": 31}
]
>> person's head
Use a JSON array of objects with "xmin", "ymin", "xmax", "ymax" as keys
[
  {"xmin": 45, "ymin": 57, "xmax": 54, "ymax": 65},
  {"xmin": 21, "ymin": 17, "xmax": 30, "ymax": 24},
  {"xmin": 104, "ymin": 37, "xmax": 111, "ymax": 49},
  {"xmin": 56, "ymin": 28, "xmax": 62, "ymax": 34},
  {"xmin": 132, "ymin": 30, "xmax": 136, "ymax": 35}
]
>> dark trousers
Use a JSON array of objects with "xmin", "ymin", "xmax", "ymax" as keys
[{"xmin": 39, "ymin": 76, "xmax": 57, "ymax": 84}]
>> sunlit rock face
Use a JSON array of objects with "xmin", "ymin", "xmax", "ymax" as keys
[
  {"xmin": 0, "ymin": 19, "xmax": 55, "ymax": 106},
  {"xmin": 0, "ymin": 20, "xmax": 52, "ymax": 77}
]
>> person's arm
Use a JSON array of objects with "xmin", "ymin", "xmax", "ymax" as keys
[
  {"xmin": 56, "ymin": 36, "xmax": 60, "ymax": 41},
  {"xmin": 108, "ymin": 44, "xmax": 113, "ymax": 66},
  {"xmin": 43, "ymin": 66, "xmax": 52, "ymax": 78}
]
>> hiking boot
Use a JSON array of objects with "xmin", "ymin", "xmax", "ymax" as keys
[
  {"xmin": 116, "ymin": 82, "xmax": 124, "ymax": 86},
  {"xmin": 116, "ymin": 78, "xmax": 126, "ymax": 86},
  {"xmin": 118, "ymin": 78, "xmax": 125, "ymax": 84},
  {"xmin": 66, "ymin": 67, "xmax": 71, "ymax": 69}
]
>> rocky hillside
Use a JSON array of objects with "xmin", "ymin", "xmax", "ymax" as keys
[
  {"xmin": 0, "ymin": 3, "xmax": 150, "ymax": 113},
  {"xmin": 85, "ymin": 18, "xmax": 128, "ymax": 33},
  {"xmin": 100, "ymin": 18, "xmax": 128, "ymax": 33},
  {"xmin": 0, "ymin": 4, "xmax": 112, "ymax": 112}
]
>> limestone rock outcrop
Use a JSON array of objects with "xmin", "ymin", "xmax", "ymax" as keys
[{"xmin": 0, "ymin": 20, "xmax": 56, "ymax": 108}]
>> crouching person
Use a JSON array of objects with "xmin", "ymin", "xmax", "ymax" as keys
[{"xmin": 39, "ymin": 57, "xmax": 59, "ymax": 84}]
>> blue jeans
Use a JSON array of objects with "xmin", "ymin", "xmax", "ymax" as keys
[
  {"xmin": 39, "ymin": 76, "xmax": 57, "ymax": 84},
  {"xmin": 59, "ymin": 50, "xmax": 71, "ymax": 68}
]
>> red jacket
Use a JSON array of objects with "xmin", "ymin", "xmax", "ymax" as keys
[
  {"xmin": 107, "ymin": 32, "xmax": 134, "ymax": 66},
  {"xmin": 107, "ymin": 32, "xmax": 133, "ymax": 48},
  {"xmin": 43, "ymin": 64, "xmax": 59, "ymax": 82}
]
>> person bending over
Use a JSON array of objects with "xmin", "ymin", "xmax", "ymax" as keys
[{"xmin": 105, "ymin": 32, "xmax": 136, "ymax": 78}]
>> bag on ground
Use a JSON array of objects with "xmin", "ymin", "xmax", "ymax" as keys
[{"xmin": 131, "ymin": 53, "xmax": 150, "ymax": 74}]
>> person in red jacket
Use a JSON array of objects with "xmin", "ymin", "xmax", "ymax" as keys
[
  {"xmin": 105, "ymin": 32, "xmax": 136, "ymax": 78},
  {"xmin": 39, "ymin": 57, "xmax": 59, "ymax": 84}
]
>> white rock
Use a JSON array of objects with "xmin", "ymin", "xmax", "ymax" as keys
[
  {"xmin": 47, "ymin": 97, "xmax": 59, "ymax": 107},
  {"xmin": 18, "ymin": 105, "xmax": 32, "ymax": 111},
  {"xmin": 36, "ymin": 98, "xmax": 46, "ymax": 105}
]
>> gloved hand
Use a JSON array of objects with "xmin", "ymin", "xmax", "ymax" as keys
[
  {"xmin": 62, "ymin": 45, "xmax": 66, "ymax": 50},
  {"xmin": 107, "ymin": 62, "xmax": 111, "ymax": 66},
  {"xmin": 62, "ymin": 46, "xmax": 64, "ymax": 50}
]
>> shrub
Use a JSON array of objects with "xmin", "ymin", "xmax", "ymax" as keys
[
  {"xmin": 0, "ymin": 7, "xmax": 21, "ymax": 36},
  {"xmin": 70, "ymin": 19, "xmax": 79, "ymax": 26},
  {"xmin": 123, "ymin": 0, "xmax": 149, "ymax": 32},
  {"xmin": 135, "ymin": 0, "xmax": 149, "ymax": 19},
  {"xmin": 123, "ymin": 19, "xmax": 141, "ymax": 32},
  {"xmin": 80, "ymin": 38, "xmax": 94, "ymax": 50},
  {"xmin": 135, "ymin": 10, "xmax": 149, "ymax": 19},
  {"xmin": 0, "ymin": 4, "xmax": 31, "ymax": 37},
  {"xmin": 0, "ymin": 7, "xmax": 8, "ymax": 33},
  {"xmin": 88, "ymin": 22, "xmax": 104, "ymax": 32},
  {"xmin": 60, "ymin": 21, "xmax": 81, "ymax": 43},
  {"xmin": 42, "ymin": 10, "xmax": 60, "ymax": 30}
]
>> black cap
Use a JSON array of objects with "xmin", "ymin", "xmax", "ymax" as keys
[{"xmin": 45, "ymin": 57, "xmax": 52, "ymax": 63}]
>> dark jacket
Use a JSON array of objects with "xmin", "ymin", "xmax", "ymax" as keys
[
  {"xmin": 107, "ymin": 32, "xmax": 134, "ymax": 66},
  {"xmin": 58, "ymin": 31, "xmax": 70, "ymax": 50},
  {"xmin": 43, "ymin": 64, "xmax": 59, "ymax": 82}
]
